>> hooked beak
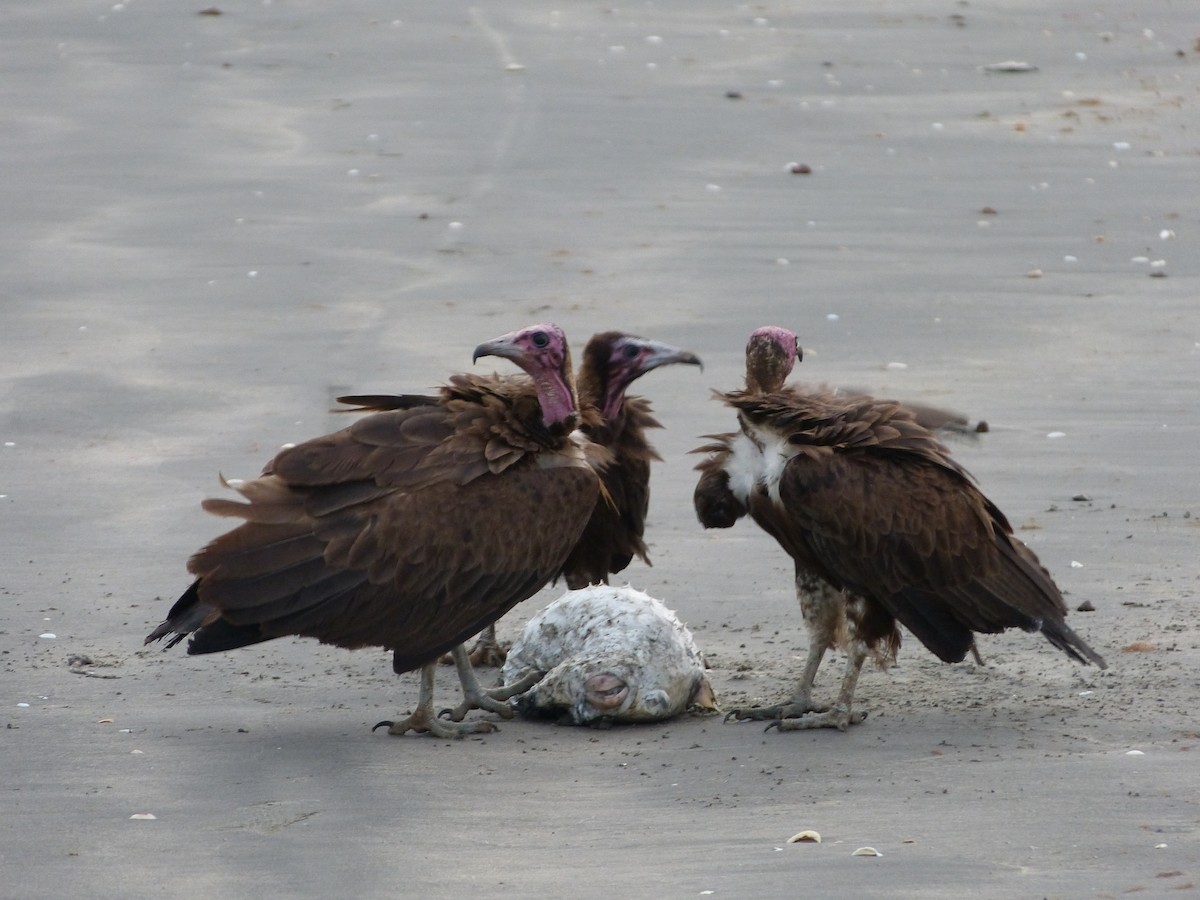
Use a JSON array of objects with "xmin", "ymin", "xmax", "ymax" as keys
[
  {"xmin": 637, "ymin": 341, "xmax": 703, "ymax": 375},
  {"xmin": 473, "ymin": 332, "xmax": 521, "ymax": 365}
]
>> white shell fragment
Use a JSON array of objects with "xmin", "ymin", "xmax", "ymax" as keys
[
  {"xmin": 129, "ymin": 813, "xmax": 157, "ymax": 820},
  {"xmin": 852, "ymin": 847, "xmax": 883, "ymax": 857},
  {"xmin": 788, "ymin": 830, "xmax": 822, "ymax": 843},
  {"xmin": 1126, "ymin": 750, "xmax": 1145, "ymax": 756}
]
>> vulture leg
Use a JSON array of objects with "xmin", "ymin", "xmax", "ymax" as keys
[
  {"xmin": 438, "ymin": 644, "xmax": 545, "ymax": 722},
  {"xmin": 464, "ymin": 624, "xmax": 511, "ymax": 667},
  {"xmin": 373, "ymin": 661, "xmax": 499, "ymax": 739},
  {"xmin": 726, "ymin": 576, "xmax": 868, "ymax": 731},
  {"xmin": 437, "ymin": 625, "xmax": 511, "ymax": 667},
  {"xmin": 768, "ymin": 644, "xmax": 869, "ymax": 732}
]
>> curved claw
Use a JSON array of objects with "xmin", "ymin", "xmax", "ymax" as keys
[
  {"xmin": 724, "ymin": 704, "xmax": 790, "ymax": 724},
  {"xmin": 374, "ymin": 713, "xmax": 499, "ymax": 738},
  {"xmin": 372, "ymin": 720, "xmax": 395, "ymax": 732},
  {"xmin": 765, "ymin": 708, "xmax": 869, "ymax": 733}
]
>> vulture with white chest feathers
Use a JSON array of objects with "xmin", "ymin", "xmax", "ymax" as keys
[
  {"xmin": 693, "ymin": 326, "xmax": 1106, "ymax": 731},
  {"xmin": 146, "ymin": 323, "xmax": 603, "ymax": 739}
]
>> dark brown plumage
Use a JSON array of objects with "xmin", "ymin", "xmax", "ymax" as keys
[
  {"xmin": 341, "ymin": 331, "xmax": 703, "ymax": 671},
  {"xmin": 558, "ymin": 331, "xmax": 703, "ymax": 589},
  {"xmin": 146, "ymin": 323, "xmax": 602, "ymax": 738},
  {"xmin": 694, "ymin": 325, "xmax": 1105, "ymax": 731}
]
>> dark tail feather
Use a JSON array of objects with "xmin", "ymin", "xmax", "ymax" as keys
[
  {"xmin": 1041, "ymin": 618, "xmax": 1107, "ymax": 669},
  {"xmin": 145, "ymin": 579, "xmax": 277, "ymax": 655},
  {"xmin": 145, "ymin": 580, "xmax": 212, "ymax": 649},
  {"xmin": 185, "ymin": 619, "xmax": 275, "ymax": 655},
  {"xmin": 334, "ymin": 393, "xmax": 440, "ymax": 413}
]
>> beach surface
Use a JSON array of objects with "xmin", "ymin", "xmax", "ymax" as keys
[{"xmin": 3, "ymin": 2, "xmax": 1198, "ymax": 897}]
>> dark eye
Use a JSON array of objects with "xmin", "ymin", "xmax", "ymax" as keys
[
  {"xmin": 531, "ymin": 330, "xmax": 550, "ymax": 349},
  {"xmin": 622, "ymin": 343, "xmax": 640, "ymax": 359}
]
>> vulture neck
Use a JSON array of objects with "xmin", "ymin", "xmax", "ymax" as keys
[
  {"xmin": 743, "ymin": 352, "xmax": 793, "ymax": 394},
  {"xmin": 530, "ymin": 349, "xmax": 580, "ymax": 433},
  {"xmin": 578, "ymin": 340, "xmax": 633, "ymax": 424}
]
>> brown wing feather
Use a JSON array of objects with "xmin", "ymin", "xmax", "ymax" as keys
[
  {"xmin": 692, "ymin": 434, "xmax": 746, "ymax": 529},
  {"xmin": 191, "ymin": 467, "xmax": 597, "ymax": 668},
  {"xmin": 745, "ymin": 392, "xmax": 1101, "ymax": 665},
  {"xmin": 557, "ymin": 397, "xmax": 659, "ymax": 588},
  {"xmin": 152, "ymin": 376, "xmax": 600, "ymax": 671}
]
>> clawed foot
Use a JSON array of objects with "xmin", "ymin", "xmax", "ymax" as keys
[
  {"xmin": 439, "ymin": 669, "xmax": 546, "ymax": 723},
  {"xmin": 723, "ymin": 699, "xmax": 828, "ymax": 724},
  {"xmin": 439, "ymin": 634, "xmax": 510, "ymax": 668},
  {"xmin": 372, "ymin": 708, "xmax": 499, "ymax": 739},
  {"xmin": 764, "ymin": 706, "xmax": 867, "ymax": 733},
  {"xmin": 465, "ymin": 637, "xmax": 510, "ymax": 668},
  {"xmin": 724, "ymin": 699, "xmax": 866, "ymax": 732}
]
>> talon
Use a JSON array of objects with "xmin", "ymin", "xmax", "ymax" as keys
[
  {"xmin": 764, "ymin": 720, "xmax": 782, "ymax": 733},
  {"xmin": 724, "ymin": 710, "xmax": 743, "ymax": 724},
  {"xmin": 372, "ymin": 720, "xmax": 394, "ymax": 732},
  {"xmin": 437, "ymin": 708, "xmax": 453, "ymax": 720}
]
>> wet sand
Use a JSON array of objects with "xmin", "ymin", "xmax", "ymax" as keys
[{"xmin": 3, "ymin": 3, "xmax": 1198, "ymax": 897}]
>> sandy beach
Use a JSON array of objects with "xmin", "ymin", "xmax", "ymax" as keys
[{"xmin": 3, "ymin": 2, "xmax": 1198, "ymax": 897}]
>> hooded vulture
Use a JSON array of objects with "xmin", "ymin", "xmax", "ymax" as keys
[
  {"xmin": 465, "ymin": 330, "xmax": 702, "ymax": 671},
  {"xmin": 351, "ymin": 330, "xmax": 703, "ymax": 671},
  {"xmin": 693, "ymin": 326, "xmax": 1106, "ymax": 731},
  {"xmin": 146, "ymin": 323, "xmax": 603, "ymax": 738},
  {"xmin": 556, "ymin": 331, "xmax": 703, "ymax": 589}
]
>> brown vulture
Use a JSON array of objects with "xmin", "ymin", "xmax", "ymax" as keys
[
  {"xmin": 145, "ymin": 323, "xmax": 603, "ymax": 738},
  {"xmin": 347, "ymin": 331, "xmax": 703, "ymax": 671},
  {"xmin": 557, "ymin": 331, "xmax": 703, "ymax": 589},
  {"xmin": 693, "ymin": 326, "xmax": 1106, "ymax": 731}
]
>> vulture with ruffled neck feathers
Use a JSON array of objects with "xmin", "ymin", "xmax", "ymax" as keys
[
  {"xmin": 558, "ymin": 331, "xmax": 703, "ymax": 589},
  {"xmin": 146, "ymin": 323, "xmax": 603, "ymax": 738},
  {"xmin": 342, "ymin": 330, "xmax": 703, "ymax": 669},
  {"xmin": 694, "ymin": 326, "xmax": 1105, "ymax": 731}
]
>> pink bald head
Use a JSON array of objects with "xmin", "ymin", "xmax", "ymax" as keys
[
  {"xmin": 473, "ymin": 323, "xmax": 578, "ymax": 427},
  {"xmin": 744, "ymin": 326, "xmax": 801, "ymax": 393}
]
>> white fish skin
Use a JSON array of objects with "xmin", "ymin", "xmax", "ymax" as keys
[{"xmin": 502, "ymin": 585, "xmax": 715, "ymax": 725}]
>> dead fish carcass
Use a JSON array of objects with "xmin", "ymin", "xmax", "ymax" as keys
[{"xmin": 502, "ymin": 585, "xmax": 716, "ymax": 725}]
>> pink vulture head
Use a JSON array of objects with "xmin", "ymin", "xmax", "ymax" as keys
[{"xmin": 474, "ymin": 322, "xmax": 578, "ymax": 428}]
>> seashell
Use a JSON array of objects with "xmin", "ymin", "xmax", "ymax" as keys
[
  {"xmin": 851, "ymin": 847, "xmax": 882, "ymax": 857},
  {"xmin": 788, "ymin": 830, "xmax": 821, "ymax": 843}
]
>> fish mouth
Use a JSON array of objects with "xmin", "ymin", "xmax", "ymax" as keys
[{"xmin": 583, "ymin": 672, "xmax": 630, "ymax": 711}]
